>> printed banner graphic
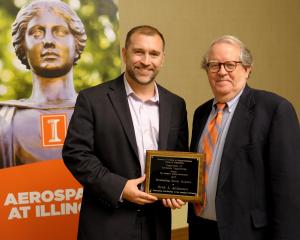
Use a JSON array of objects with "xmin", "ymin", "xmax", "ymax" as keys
[
  {"xmin": 40, "ymin": 114, "xmax": 67, "ymax": 147},
  {"xmin": 0, "ymin": 160, "xmax": 82, "ymax": 240},
  {"xmin": 0, "ymin": 1, "xmax": 120, "ymax": 239}
]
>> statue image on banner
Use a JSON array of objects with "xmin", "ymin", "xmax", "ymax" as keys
[
  {"xmin": 0, "ymin": 0, "xmax": 87, "ymax": 168},
  {"xmin": 0, "ymin": 0, "xmax": 120, "ymax": 169}
]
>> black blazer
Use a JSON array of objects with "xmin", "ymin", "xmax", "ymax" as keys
[
  {"xmin": 188, "ymin": 85, "xmax": 300, "ymax": 240},
  {"xmin": 63, "ymin": 74, "xmax": 188, "ymax": 240}
]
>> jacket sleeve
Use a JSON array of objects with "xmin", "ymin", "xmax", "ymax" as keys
[
  {"xmin": 174, "ymin": 98, "xmax": 189, "ymax": 152},
  {"xmin": 62, "ymin": 92, "xmax": 127, "ymax": 208},
  {"xmin": 268, "ymin": 99, "xmax": 300, "ymax": 239}
]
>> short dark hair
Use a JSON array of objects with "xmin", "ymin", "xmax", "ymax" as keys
[
  {"xmin": 125, "ymin": 25, "xmax": 165, "ymax": 50},
  {"xmin": 12, "ymin": 0, "xmax": 87, "ymax": 69}
]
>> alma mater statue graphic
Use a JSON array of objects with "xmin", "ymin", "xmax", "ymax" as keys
[{"xmin": 0, "ymin": 0, "xmax": 87, "ymax": 168}]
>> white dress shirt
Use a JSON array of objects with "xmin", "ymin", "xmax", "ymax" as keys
[{"xmin": 124, "ymin": 77, "xmax": 159, "ymax": 175}]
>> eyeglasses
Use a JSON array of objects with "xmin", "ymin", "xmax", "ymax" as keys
[{"xmin": 206, "ymin": 61, "xmax": 242, "ymax": 73}]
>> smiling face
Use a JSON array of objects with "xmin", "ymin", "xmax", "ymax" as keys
[
  {"xmin": 122, "ymin": 32, "xmax": 165, "ymax": 86},
  {"xmin": 25, "ymin": 10, "xmax": 77, "ymax": 78},
  {"xmin": 207, "ymin": 42, "xmax": 251, "ymax": 102}
]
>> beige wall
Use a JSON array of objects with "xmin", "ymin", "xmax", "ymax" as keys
[{"xmin": 119, "ymin": 0, "xmax": 300, "ymax": 229}]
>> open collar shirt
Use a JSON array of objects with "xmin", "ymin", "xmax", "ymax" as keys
[{"xmin": 124, "ymin": 77, "xmax": 159, "ymax": 175}]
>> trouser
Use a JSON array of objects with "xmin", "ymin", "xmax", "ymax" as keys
[
  {"xmin": 131, "ymin": 206, "xmax": 156, "ymax": 240},
  {"xmin": 189, "ymin": 217, "xmax": 220, "ymax": 240}
]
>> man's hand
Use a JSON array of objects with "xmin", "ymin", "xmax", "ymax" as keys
[
  {"xmin": 122, "ymin": 175, "xmax": 158, "ymax": 205},
  {"xmin": 162, "ymin": 198, "xmax": 186, "ymax": 209}
]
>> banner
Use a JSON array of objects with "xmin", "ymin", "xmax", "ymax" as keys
[
  {"xmin": 0, "ymin": 160, "xmax": 81, "ymax": 240},
  {"xmin": 0, "ymin": 0, "xmax": 120, "ymax": 239}
]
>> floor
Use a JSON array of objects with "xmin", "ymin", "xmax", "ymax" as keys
[{"xmin": 171, "ymin": 227, "xmax": 188, "ymax": 240}]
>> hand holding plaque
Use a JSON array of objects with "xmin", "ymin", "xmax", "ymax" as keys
[{"xmin": 145, "ymin": 150, "xmax": 204, "ymax": 202}]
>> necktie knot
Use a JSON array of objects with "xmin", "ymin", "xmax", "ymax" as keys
[{"xmin": 216, "ymin": 102, "xmax": 226, "ymax": 111}]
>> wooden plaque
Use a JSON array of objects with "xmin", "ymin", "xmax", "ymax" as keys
[{"xmin": 145, "ymin": 150, "xmax": 204, "ymax": 202}]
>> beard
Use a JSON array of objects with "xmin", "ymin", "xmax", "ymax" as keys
[{"xmin": 126, "ymin": 66, "xmax": 158, "ymax": 86}]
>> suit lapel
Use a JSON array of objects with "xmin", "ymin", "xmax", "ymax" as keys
[
  {"xmin": 217, "ymin": 86, "xmax": 255, "ymax": 191},
  {"xmin": 107, "ymin": 76, "xmax": 139, "ymax": 159},
  {"xmin": 157, "ymin": 86, "xmax": 172, "ymax": 150}
]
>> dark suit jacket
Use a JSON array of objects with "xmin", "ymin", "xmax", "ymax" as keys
[
  {"xmin": 63, "ymin": 74, "xmax": 188, "ymax": 240},
  {"xmin": 188, "ymin": 85, "xmax": 300, "ymax": 240}
]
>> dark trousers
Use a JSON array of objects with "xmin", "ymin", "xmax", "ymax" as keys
[
  {"xmin": 189, "ymin": 217, "xmax": 220, "ymax": 240},
  {"xmin": 131, "ymin": 207, "xmax": 156, "ymax": 240}
]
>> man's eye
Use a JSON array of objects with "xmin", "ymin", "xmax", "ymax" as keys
[
  {"xmin": 150, "ymin": 52, "xmax": 160, "ymax": 57},
  {"xmin": 210, "ymin": 64, "xmax": 219, "ymax": 68},
  {"xmin": 225, "ymin": 63, "xmax": 235, "ymax": 68}
]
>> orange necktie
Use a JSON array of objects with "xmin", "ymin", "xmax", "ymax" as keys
[{"xmin": 194, "ymin": 102, "xmax": 226, "ymax": 216}]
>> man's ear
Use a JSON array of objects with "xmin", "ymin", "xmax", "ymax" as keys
[
  {"xmin": 246, "ymin": 66, "xmax": 252, "ymax": 79},
  {"xmin": 121, "ymin": 47, "xmax": 126, "ymax": 62},
  {"xmin": 161, "ymin": 51, "xmax": 165, "ymax": 67}
]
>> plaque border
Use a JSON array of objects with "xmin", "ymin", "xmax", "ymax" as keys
[{"xmin": 145, "ymin": 150, "xmax": 204, "ymax": 202}]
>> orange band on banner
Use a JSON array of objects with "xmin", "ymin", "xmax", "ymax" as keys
[{"xmin": 0, "ymin": 160, "xmax": 81, "ymax": 240}]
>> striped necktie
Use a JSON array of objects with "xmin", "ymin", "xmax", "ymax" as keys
[{"xmin": 194, "ymin": 102, "xmax": 226, "ymax": 216}]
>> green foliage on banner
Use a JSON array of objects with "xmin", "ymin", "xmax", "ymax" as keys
[{"xmin": 0, "ymin": 0, "xmax": 121, "ymax": 100}]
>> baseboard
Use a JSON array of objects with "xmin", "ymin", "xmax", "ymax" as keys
[{"xmin": 171, "ymin": 227, "xmax": 188, "ymax": 240}]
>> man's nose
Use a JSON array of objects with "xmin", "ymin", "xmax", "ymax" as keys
[
  {"xmin": 218, "ymin": 64, "xmax": 227, "ymax": 75},
  {"xmin": 140, "ymin": 54, "xmax": 150, "ymax": 65}
]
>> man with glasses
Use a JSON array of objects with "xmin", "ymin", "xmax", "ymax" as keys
[{"xmin": 188, "ymin": 35, "xmax": 300, "ymax": 240}]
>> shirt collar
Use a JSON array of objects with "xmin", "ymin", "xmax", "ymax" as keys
[
  {"xmin": 213, "ymin": 87, "xmax": 244, "ymax": 113},
  {"xmin": 123, "ymin": 75, "xmax": 159, "ymax": 103}
]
